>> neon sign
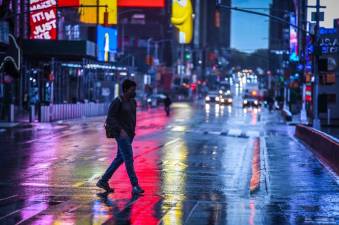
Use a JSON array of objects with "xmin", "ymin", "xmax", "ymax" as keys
[
  {"xmin": 290, "ymin": 14, "xmax": 299, "ymax": 61},
  {"xmin": 29, "ymin": 0, "xmax": 57, "ymax": 40}
]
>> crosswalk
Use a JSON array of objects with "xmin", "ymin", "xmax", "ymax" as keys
[{"xmin": 171, "ymin": 127, "xmax": 262, "ymax": 138}]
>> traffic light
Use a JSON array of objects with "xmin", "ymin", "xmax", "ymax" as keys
[
  {"xmin": 171, "ymin": 0, "xmax": 193, "ymax": 44},
  {"xmin": 43, "ymin": 65, "xmax": 54, "ymax": 81},
  {"xmin": 184, "ymin": 50, "xmax": 191, "ymax": 61},
  {"xmin": 318, "ymin": 58, "xmax": 328, "ymax": 72},
  {"xmin": 318, "ymin": 57, "xmax": 336, "ymax": 72},
  {"xmin": 318, "ymin": 57, "xmax": 336, "ymax": 85}
]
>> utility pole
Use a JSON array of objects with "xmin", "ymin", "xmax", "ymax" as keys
[
  {"xmin": 312, "ymin": 0, "xmax": 321, "ymax": 129},
  {"xmin": 154, "ymin": 42, "xmax": 159, "ymax": 65},
  {"xmin": 180, "ymin": 45, "xmax": 184, "ymax": 85}
]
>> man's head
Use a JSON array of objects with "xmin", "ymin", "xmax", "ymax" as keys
[{"xmin": 122, "ymin": 79, "xmax": 137, "ymax": 99}]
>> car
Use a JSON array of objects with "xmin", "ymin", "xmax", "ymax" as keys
[
  {"xmin": 243, "ymin": 96, "xmax": 261, "ymax": 108},
  {"xmin": 219, "ymin": 93, "xmax": 233, "ymax": 105},
  {"xmin": 205, "ymin": 91, "xmax": 220, "ymax": 103},
  {"xmin": 145, "ymin": 93, "xmax": 167, "ymax": 107}
]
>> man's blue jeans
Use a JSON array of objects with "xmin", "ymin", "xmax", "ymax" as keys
[{"xmin": 101, "ymin": 136, "xmax": 139, "ymax": 187}]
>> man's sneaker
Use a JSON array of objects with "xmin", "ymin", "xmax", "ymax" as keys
[
  {"xmin": 132, "ymin": 186, "xmax": 145, "ymax": 195},
  {"xmin": 96, "ymin": 179, "xmax": 114, "ymax": 193}
]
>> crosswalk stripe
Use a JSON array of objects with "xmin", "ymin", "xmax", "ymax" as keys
[
  {"xmin": 182, "ymin": 129, "xmax": 261, "ymax": 138},
  {"xmin": 228, "ymin": 129, "xmax": 242, "ymax": 136},
  {"xmin": 247, "ymin": 131, "xmax": 260, "ymax": 137}
]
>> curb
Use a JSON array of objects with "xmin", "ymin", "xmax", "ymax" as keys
[
  {"xmin": 295, "ymin": 124, "xmax": 339, "ymax": 175},
  {"xmin": 281, "ymin": 109, "xmax": 292, "ymax": 122}
]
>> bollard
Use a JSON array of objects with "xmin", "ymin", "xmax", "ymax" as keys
[
  {"xmin": 29, "ymin": 105, "xmax": 35, "ymax": 122},
  {"xmin": 9, "ymin": 104, "xmax": 15, "ymax": 122},
  {"xmin": 40, "ymin": 106, "xmax": 44, "ymax": 122}
]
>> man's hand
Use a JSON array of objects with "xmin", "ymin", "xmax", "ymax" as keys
[{"xmin": 120, "ymin": 129, "xmax": 129, "ymax": 139}]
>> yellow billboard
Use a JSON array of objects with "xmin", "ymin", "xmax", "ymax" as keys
[
  {"xmin": 80, "ymin": 0, "xmax": 117, "ymax": 25},
  {"xmin": 171, "ymin": 0, "xmax": 193, "ymax": 44}
]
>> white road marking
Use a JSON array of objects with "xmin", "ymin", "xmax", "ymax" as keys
[
  {"xmin": 228, "ymin": 129, "xmax": 242, "ymax": 136},
  {"xmin": 247, "ymin": 131, "xmax": 260, "ymax": 137}
]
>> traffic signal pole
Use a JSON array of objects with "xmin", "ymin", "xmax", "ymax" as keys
[
  {"xmin": 312, "ymin": 0, "xmax": 321, "ymax": 129},
  {"xmin": 218, "ymin": 3, "xmax": 325, "ymax": 128}
]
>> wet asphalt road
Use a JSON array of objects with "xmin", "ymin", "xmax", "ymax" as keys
[{"xmin": 0, "ymin": 99, "xmax": 338, "ymax": 225}]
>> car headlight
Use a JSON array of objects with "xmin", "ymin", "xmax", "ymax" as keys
[
  {"xmin": 221, "ymin": 99, "xmax": 225, "ymax": 103},
  {"xmin": 216, "ymin": 96, "xmax": 220, "ymax": 102},
  {"xmin": 244, "ymin": 100, "xmax": 248, "ymax": 104},
  {"xmin": 205, "ymin": 96, "xmax": 210, "ymax": 101},
  {"xmin": 254, "ymin": 100, "xmax": 258, "ymax": 105},
  {"xmin": 228, "ymin": 98, "xmax": 233, "ymax": 103}
]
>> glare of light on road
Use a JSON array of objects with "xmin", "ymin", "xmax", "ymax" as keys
[
  {"xmin": 220, "ymin": 105, "xmax": 225, "ymax": 116},
  {"xmin": 205, "ymin": 104, "xmax": 210, "ymax": 122},
  {"xmin": 172, "ymin": 126, "xmax": 187, "ymax": 132},
  {"xmin": 215, "ymin": 104, "xmax": 220, "ymax": 117},
  {"xmin": 205, "ymin": 104, "xmax": 210, "ymax": 113},
  {"xmin": 227, "ymin": 106, "xmax": 232, "ymax": 114},
  {"xmin": 251, "ymin": 110, "xmax": 258, "ymax": 125},
  {"xmin": 161, "ymin": 141, "xmax": 187, "ymax": 225}
]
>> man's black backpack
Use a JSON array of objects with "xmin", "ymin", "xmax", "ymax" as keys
[{"xmin": 105, "ymin": 97, "xmax": 122, "ymax": 138}]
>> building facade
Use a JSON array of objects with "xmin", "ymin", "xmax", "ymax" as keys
[{"xmin": 0, "ymin": 0, "xmax": 126, "ymax": 122}]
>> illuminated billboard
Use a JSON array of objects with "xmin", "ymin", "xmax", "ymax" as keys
[
  {"xmin": 97, "ymin": 26, "xmax": 117, "ymax": 62},
  {"xmin": 171, "ymin": 0, "xmax": 193, "ymax": 44},
  {"xmin": 58, "ymin": 0, "xmax": 117, "ymax": 25},
  {"xmin": 30, "ymin": 0, "xmax": 57, "ymax": 40},
  {"xmin": 118, "ymin": 0, "xmax": 164, "ymax": 8},
  {"xmin": 58, "ymin": 0, "xmax": 79, "ymax": 6},
  {"xmin": 289, "ymin": 14, "xmax": 299, "ymax": 61},
  {"xmin": 79, "ymin": 0, "xmax": 117, "ymax": 25}
]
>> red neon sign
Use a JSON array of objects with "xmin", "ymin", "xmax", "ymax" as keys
[
  {"xmin": 30, "ymin": 0, "xmax": 57, "ymax": 40},
  {"xmin": 118, "ymin": 0, "xmax": 164, "ymax": 8}
]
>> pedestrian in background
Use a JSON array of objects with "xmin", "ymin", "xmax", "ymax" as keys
[
  {"xmin": 163, "ymin": 94, "xmax": 172, "ymax": 117},
  {"xmin": 97, "ymin": 79, "xmax": 144, "ymax": 195}
]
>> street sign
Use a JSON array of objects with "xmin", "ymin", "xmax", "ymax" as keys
[{"xmin": 311, "ymin": 12, "xmax": 324, "ymax": 22}]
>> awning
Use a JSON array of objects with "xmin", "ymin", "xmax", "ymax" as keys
[{"xmin": 23, "ymin": 40, "xmax": 96, "ymax": 60}]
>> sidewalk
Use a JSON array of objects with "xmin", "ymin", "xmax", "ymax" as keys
[
  {"xmin": 0, "ymin": 122, "xmax": 19, "ymax": 128},
  {"xmin": 282, "ymin": 111, "xmax": 339, "ymax": 140},
  {"xmin": 0, "ymin": 106, "xmax": 166, "ymax": 134},
  {"xmin": 321, "ymin": 127, "xmax": 339, "ymax": 139}
]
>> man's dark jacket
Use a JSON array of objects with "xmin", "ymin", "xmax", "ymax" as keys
[{"xmin": 105, "ymin": 97, "xmax": 136, "ymax": 138}]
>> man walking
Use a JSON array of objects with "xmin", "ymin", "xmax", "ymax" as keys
[
  {"xmin": 97, "ymin": 79, "xmax": 144, "ymax": 195},
  {"xmin": 163, "ymin": 94, "xmax": 172, "ymax": 117}
]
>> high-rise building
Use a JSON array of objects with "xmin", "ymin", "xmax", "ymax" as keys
[
  {"xmin": 194, "ymin": 0, "xmax": 231, "ymax": 49},
  {"xmin": 193, "ymin": 0, "xmax": 231, "ymax": 81},
  {"xmin": 269, "ymin": 0, "xmax": 308, "ymax": 112}
]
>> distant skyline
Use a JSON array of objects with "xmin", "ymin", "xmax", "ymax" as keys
[{"xmin": 231, "ymin": 0, "xmax": 272, "ymax": 52}]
